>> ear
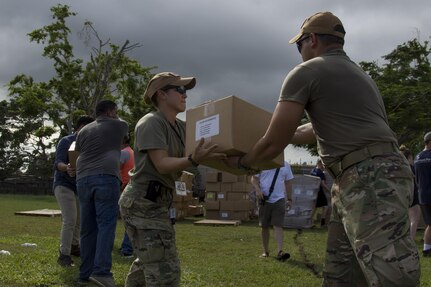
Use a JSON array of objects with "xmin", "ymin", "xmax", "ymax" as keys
[
  {"xmin": 310, "ymin": 33, "xmax": 318, "ymax": 47},
  {"xmin": 155, "ymin": 90, "xmax": 166, "ymax": 101}
]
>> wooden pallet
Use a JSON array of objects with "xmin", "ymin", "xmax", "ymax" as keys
[
  {"xmin": 15, "ymin": 209, "xmax": 62, "ymax": 217},
  {"xmin": 193, "ymin": 219, "xmax": 241, "ymax": 226}
]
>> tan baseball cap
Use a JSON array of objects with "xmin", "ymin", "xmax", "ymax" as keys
[
  {"xmin": 289, "ymin": 12, "xmax": 346, "ymax": 44},
  {"xmin": 143, "ymin": 72, "xmax": 196, "ymax": 105}
]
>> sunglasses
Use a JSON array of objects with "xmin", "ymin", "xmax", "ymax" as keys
[
  {"xmin": 296, "ymin": 35, "xmax": 310, "ymax": 53},
  {"xmin": 162, "ymin": 85, "xmax": 187, "ymax": 95}
]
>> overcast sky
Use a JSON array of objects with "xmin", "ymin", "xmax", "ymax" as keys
[{"xmin": 1, "ymin": 0, "xmax": 430, "ymax": 164}]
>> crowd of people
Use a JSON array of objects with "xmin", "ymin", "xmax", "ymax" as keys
[{"xmin": 51, "ymin": 10, "xmax": 429, "ymax": 287}]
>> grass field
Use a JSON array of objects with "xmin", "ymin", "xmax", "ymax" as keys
[{"xmin": 0, "ymin": 194, "xmax": 430, "ymax": 286}]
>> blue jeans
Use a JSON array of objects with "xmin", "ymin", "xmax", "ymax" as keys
[
  {"xmin": 120, "ymin": 231, "xmax": 133, "ymax": 255},
  {"xmin": 77, "ymin": 174, "xmax": 120, "ymax": 280}
]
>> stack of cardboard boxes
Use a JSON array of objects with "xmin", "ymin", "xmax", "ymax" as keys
[
  {"xmin": 171, "ymin": 171, "xmax": 204, "ymax": 220},
  {"xmin": 172, "ymin": 190, "xmax": 203, "ymax": 220},
  {"xmin": 204, "ymin": 170, "xmax": 254, "ymax": 221}
]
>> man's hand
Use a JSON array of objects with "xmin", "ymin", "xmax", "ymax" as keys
[
  {"xmin": 256, "ymin": 189, "xmax": 264, "ymax": 200},
  {"xmin": 66, "ymin": 164, "xmax": 76, "ymax": 177},
  {"xmin": 225, "ymin": 156, "xmax": 241, "ymax": 169},
  {"xmin": 286, "ymin": 199, "xmax": 292, "ymax": 210}
]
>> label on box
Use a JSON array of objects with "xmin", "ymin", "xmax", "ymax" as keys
[
  {"xmin": 175, "ymin": 181, "xmax": 187, "ymax": 196},
  {"xmin": 195, "ymin": 114, "xmax": 219, "ymax": 140}
]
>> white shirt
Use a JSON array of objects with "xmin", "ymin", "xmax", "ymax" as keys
[{"xmin": 255, "ymin": 161, "xmax": 294, "ymax": 203}]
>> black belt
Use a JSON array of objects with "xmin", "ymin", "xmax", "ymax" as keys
[{"xmin": 327, "ymin": 142, "xmax": 399, "ymax": 179}]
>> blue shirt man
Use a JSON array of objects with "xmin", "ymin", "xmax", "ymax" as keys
[{"xmin": 414, "ymin": 132, "xmax": 431, "ymax": 257}]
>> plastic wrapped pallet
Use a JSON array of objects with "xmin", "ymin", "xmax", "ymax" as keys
[{"xmin": 284, "ymin": 174, "xmax": 321, "ymax": 229}]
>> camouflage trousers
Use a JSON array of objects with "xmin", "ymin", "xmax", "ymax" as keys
[
  {"xmin": 323, "ymin": 153, "xmax": 420, "ymax": 287},
  {"xmin": 120, "ymin": 200, "xmax": 180, "ymax": 287}
]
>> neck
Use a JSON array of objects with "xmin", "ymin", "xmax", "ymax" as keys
[{"xmin": 158, "ymin": 105, "xmax": 178, "ymax": 124}]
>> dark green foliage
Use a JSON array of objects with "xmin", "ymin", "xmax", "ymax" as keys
[
  {"xmin": 1, "ymin": 4, "xmax": 155, "ymax": 179},
  {"xmin": 360, "ymin": 38, "xmax": 431, "ymax": 154}
]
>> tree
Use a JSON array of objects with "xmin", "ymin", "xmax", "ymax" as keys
[
  {"xmin": 2, "ymin": 4, "xmax": 154, "ymax": 179},
  {"xmin": 360, "ymin": 38, "xmax": 431, "ymax": 153}
]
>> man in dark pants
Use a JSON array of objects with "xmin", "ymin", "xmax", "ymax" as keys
[
  {"xmin": 229, "ymin": 11, "xmax": 419, "ymax": 286},
  {"xmin": 415, "ymin": 132, "xmax": 431, "ymax": 257},
  {"xmin": 76, "ymin": 100, "xmax": 128, "ymax": 286}
]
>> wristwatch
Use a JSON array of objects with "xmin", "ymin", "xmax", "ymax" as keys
[{"xmin": 188, "ymin": 154, "xmax": 199, "ymax": 167}]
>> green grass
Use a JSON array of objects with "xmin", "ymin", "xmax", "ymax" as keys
[{"xmin": 0, "ymin": 194, "xmax": 429, "ymax": 286}]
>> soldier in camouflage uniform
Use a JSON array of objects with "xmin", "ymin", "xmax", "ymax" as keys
[
  {"xmin": 230, "ymin": 12, "xmax": 420, "ymax": 286},
  {"xmin": 119, "ymin": 72, "xmax": 225, "ymax": 287}
]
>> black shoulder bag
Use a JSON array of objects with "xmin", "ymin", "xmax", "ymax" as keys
[{"xmin": 259, "ymin": 168, "xmax": 280, "ymax": 206}]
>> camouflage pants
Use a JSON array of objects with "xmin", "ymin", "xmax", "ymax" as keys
[
  {"xmin": 323, "ymin": 153, "xmax": 420, "ymax": 287},
  {"xmin": 120, "ymin": 202, "xmax": 180, "ymax": 287}
]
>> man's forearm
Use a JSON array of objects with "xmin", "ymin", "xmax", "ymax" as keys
[{"xmin": 241, "ymin": 136, "xmax": 285, "ymax": 168}]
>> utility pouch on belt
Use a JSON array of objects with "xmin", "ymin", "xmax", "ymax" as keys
[
  {"xmin": 145, "ymin": 180, "xmax": 162, "ymax": 202},
  {"xmin": 259, "ymin": 195, "xmax": 269, "ymax": 206}
]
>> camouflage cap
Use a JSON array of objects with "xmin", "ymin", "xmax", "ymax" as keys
[
  {"xmin": 144, "ymin": 72, "xmax": 196, "ymax": 105},
  {"xmin": 424, "ymin": 132, "xmax": 431, "ymax": 142},
  {"xmin": 289, "ymin": 12, "xmax": 346, "ymax": 44}
]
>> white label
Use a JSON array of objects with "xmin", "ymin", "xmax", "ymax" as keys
[
  {"xmin": 175, "ymin": 181, "xmax": 187, "ymax": 196},
  {"xmin": 220, "ymin": 212, "xmax": 229, "ymax": 218},
  {"xmin": 306, "ymin": 190, "xmax": 314, "ymax": 196},
  {"xmin": 217, "ymin": 193, "xmax": 225, "ymax": 199},
  {"xmin": 195, "ymin": 114, "xmax": 219, "ymax": 140}
]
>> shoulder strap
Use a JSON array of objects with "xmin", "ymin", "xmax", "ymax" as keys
[{"xmin": 267, "ymin": 168, "xmax": 280, "ymax": 199}]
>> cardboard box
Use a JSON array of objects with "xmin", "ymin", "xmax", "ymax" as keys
[
  {"xmin": 206, "ymin": 171, "xmax": 220, "ymax": 182},
  {"xmin": 205, "ymin": 210, "xmax": 221, "ymax": 220},
  {"xmin": 217, "ymin": 191, "xmax": 227, "ymax": 200},
  {"xmin": 185, "ymin": 96, "xmax": 284, "ymax": 174},
  {"xmin": 220, "ymin": 200, "xmax": 251, "ymax": 211},
  {"xmin": 206, "ymin": 182, "xmax": 221, "ymax": 192},
  {"xmin": 205, "ymin": 200, "xmax": 220, "ymax": 210},
  {"xmin": 187, "ymin": 205, "xmax": 204, "ymax": 216},
  {"xmin": 68, "ymin": 141, "xmax": 79, "ymax": 168},
  {"xmin": 206, "ymin": 191, "xmax": 217, "ymax": 201},
  {"xmin": 220, "ymin": 172, "xmax": 237, "ymax": 183},
  {"xmin": 219, "ymin": 210, "xmax": 250, "ymax": 221},
  {"xmin": 228, "ymin": 192, "xmax": 250, "ymax": 201},
  {"xmin": 220, "ymin": 183, "xmax": 232, "ymax": 193},
  {"xmin": 231, "ymin": 182, "xmax": 253, "ymax": 192},
  {"xmin": 180, "ymin": 171, "xmax": 194, "ymax": 191}
]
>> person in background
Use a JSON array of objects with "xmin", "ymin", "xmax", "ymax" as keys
[
  {"xmin": 119, "ymin": 134, "xmax": 134, "ymax": 258},
  {"xmin": 400, "ymin": 145, "xmax": 421, "ymax": 240},
  {"xmin": 119, "ymin": 72, "xmax": 226, "ymax": 287},
  {"xmin": 251, "ymin": 161, "xmax": 294, "ymax": 261},
  {"xmin": 310, "ymin": 159, "xmax": 329, "ymax": 227},
  {"xmin": 228, "ymin": 12, "xmax": 419, "ymax": 286},
  {"xmin": 76, "ymin": 100, "xmax": 128, "ymax": 286},
  {"xmin": 53, "ymin": 115, "xmax": 94, "ymax": 267},
  {"xmin": 414, "ymin": 132, "xmax": 431, "ymax": 257}
]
